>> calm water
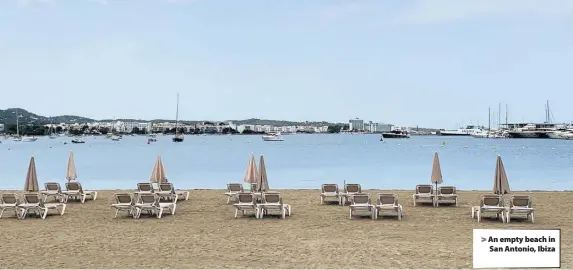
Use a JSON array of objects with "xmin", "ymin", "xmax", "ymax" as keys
[{"xmin": 0, "ymin": 134, "xmax": 572, "ymax": 191}]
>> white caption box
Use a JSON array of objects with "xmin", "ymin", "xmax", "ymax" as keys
[{"xmin": 473, "ymin": 229, "xmax": 560, "ymax": 268}]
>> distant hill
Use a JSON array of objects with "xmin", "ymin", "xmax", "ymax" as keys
[
  {"xmin": 0, "ymin": 108, "xmax": 95, "ymax": 125},
  {"xmin": 0, "ymin": 108, "xmax": 340, "ymax": 126}
]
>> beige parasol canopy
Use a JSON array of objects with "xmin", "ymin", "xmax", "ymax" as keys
[
  {"xmin": 256, "ymin": 154, "xmax": 269, "ymax": 192},
  {"xmin": 431, "ymin": 152, "xmax": 443, "ymax": 185},
  {"xmin": 493, "ymin": 155, "xmax": 510, "ymax": 195},
  {"xmin": 150, "ymin": 156, "xmax": 168, "ymax": 183},
  {"xmin": 66, "ymin": 151, "xmax": 78, "ymax": 182},
  {"xmin": 24, "ymin": 156, "xmax": 40, "ymax": 192},
  {"xmin": 243, "ymin": 153, "xmax": 258, "ymax": 184}
]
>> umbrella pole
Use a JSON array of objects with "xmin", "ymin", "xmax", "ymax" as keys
[{"xmin": 435, "ymin": 182, "xmax": 438, "ymax": 207}]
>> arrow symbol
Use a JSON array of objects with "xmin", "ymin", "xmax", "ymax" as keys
[{"xmin": 481, "ymin": 237, "xmax": 486, "ymax": 242}]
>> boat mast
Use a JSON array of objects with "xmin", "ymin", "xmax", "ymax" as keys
[
  {"xmin": 175, "ymin": 93, "xmax": 180, "ymax": 135},
  {"xmin": 498, "ymin": 103, "xmax": 501, "ymax": 130},
  {"xmin": 16, "ymin": 109, "xmax": 20, "ymax": 137},
  {"xmin": 545, "ymin": 100, "xmax": 551, "ymax": 124},
  {"xmin": 505, "ymin": 104, "xmax": 508, "ymax": 128},
  {"xmin": 488, "ymin": 107, "xmax": 491, "ymax": 138}
]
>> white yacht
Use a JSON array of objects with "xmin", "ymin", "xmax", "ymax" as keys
[
  {"xmin": 262, "ymin": 132, "xmax": 284, "ymax": 141},
  {"xmin": 471, "ymin": 130, "xmax": 489, "ymax": 138},
  {"xmin": 147, "ymin": 134, "xmax": 157, "ymax": 142},
  {"xmin": 440, "ymin": 125, "xmax": 482, "ymax": 136},
  {"xmin": 71, "ymin": 137, "xmax": 85, "ymax": 144},
  {"xmin": 111, "ymin": 135, "xmax": 121, "ymax": 141},
  {"xmin": 562, "ymin": 132, "xmax": 573, "ymax": 140},
  {"xmin": 22, "ymin": 136, "xmax": 38, "ymax": 142}
]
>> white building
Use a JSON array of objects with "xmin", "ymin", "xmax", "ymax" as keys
[
  {"xmin": 349, "ymin": 118, "xmax": 364, "ymax": 131},
  {"xmin": 368, "ymin": 122, "xmax": 392, "ymax": 133},
  {"xmin": 123, "ymin": 122, "xmax": 152, "ymax": 133}
]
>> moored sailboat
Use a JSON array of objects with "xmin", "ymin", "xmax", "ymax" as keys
[{"xmin": 173, "ymin": 93, "xmax": 184, "ymax": 143}]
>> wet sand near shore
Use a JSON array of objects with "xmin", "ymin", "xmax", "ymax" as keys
[{"xmin": 0, "ymin": 189, "xmax": 571, "ymax": 269}]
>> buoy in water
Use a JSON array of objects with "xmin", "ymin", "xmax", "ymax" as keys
[
  {"xmin": 147, "ymin": 140, "xmax": 150, "ymax": 144},
  {"xmin": 398, "ymin": 144, "xmax": 401, "ymax": 146},
  {"xmin": 552, "ymin": 147, "xmax": 555, "ymax": 150},
  {"xmin": 522, "ymin": 146, "xmax": 525, "ymax": 149},
  {"xmin": 464, "ymin": 145, "xmax": 468, "ymax": 148}
]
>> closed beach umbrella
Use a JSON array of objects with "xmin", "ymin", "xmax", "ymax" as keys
[
  {"xmin": 24, "ymin": 156, "xmax": 39, "ymax": 192},
  {"xmin": 493, "ymin": 155, "xmax": 510, "ymax": 195},
  {"xmin": 257, "ymin": 154, "xmax": 269, "ymax": 192},
  {"xmin": 66, "ymin": 151, "xmax": 78, "ymax": 182},
  {"xmin": 431, "ymin": 152, "xmax": 443, "ymax": 196},
  {"xmin": 243, "ymin": 153, "xmax": 258, "ymax": 184},
  {"xmin": 150, "ymin": 156, "xmax": 168, "ymax": 183}
]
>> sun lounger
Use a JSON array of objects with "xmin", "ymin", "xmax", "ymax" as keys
[
  {"xmin": 413, "ymin": 185, "xmax": 435, "ymax": 206},
  {"xmin": 156, "ymin": 183, "xmax": 179, "ymax": 201},
  {"xmin": 258, "ymin": 192, "xmax": 291, "ymax": 219},
  {"xmin": 232, "ymin": 192, "xmax": 258, "ymax": 218},
  {"xmin": 111, "ymin": 193, "xmax": 136, "ymax": 218},
  {"xmin": 156, "ymin": 183, "xmax": 189, "ymax": 201},
  {"xmin": 19, "ymin": 193, "xmax": 66, "ymax": 219},
  {"xmin": 506, "ymin": 195, "xmax": 535, "ymax": 223},
  {"xmin": 225, "ymin": 183, "xmax": 244, "ymax": 204},
  {"xmin": 173, "ymin": 185, "xmax": 190, "ymax": 201},
  {"xmin": 0, "ymin": 193, "xmax": 20, "ymax": 219},
  {"xmin": 320, "ymin": 184, "xmax": 341, "ymax": 205},
  {"xmin": 134, "ymin": 193, "xmax": 164, "ymax": 219},
  {"xmin": 374, "ymin": 193, "xmax": 403, "ymax": 220},
  {"xmin": 64, "ymin": 182, "xmax": 97, "ymax": 203},
  {"xmin": 154, "ymin": 187, "xmax": 178, "ymax": 215},
  {"xmin": 436, "ymin": 186, "xmax": 458, "ymax": 207},
  {"xmin": 342, "ymin": 183, "xmax": 361, "ymax": 205},
  {"xmin": 349, "ymin": 193, "xmax": 374, "ymax": 219},
  {"xmin": 475, "ymin": 195, "xmax": 505, "ymax": 223},
  {"xmin": 137, "ymin": 183, "xmax": 154, "ymax": 193},
  {"xmin": 41, "ymin": 182, "xmax": 65, "ymax": 203}
]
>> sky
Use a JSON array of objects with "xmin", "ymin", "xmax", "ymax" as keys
[{"xmin": 0, "ymin": 0, "xmax": 572, "ymax": 128}]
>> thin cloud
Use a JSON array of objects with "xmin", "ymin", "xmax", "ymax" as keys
[
  {"xmin": 316, "ymin": 2, "xmax": 362, "ymax": 19},
  {"xmin": 87, "ymin": 0, "xmax": 108, "ymax": 5},
  {"xmin": 164, "ymin": 0, "xmax": 198, "ymax": 3},
  {"xmin": 389, "ymin": 0, "xmax": 573, "ymax": 25},
  {"xmin": 17, "ymin": 0, "xmax": 56, "ymax": 7},
  {"xmin": 313, "ymin": 0, "xmax": 573, "ymax": 26}
]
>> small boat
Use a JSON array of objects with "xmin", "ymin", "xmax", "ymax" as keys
[
  {"xmin": 381, "ymin": 127, "xmax": 410, "ymax": 139},
  {"xmin": 13, "ymin": 136, "xmax": 22, "ymax": 142},
  {"xmin": 147, "ymin": 134, "xmax": 157, "ymax": 142},
  {"xmin": 262, "ymin": 132, "xmax": 284, "ymax": 141},
  {"xmin": 22, "ymin": 136, "xmax": 38, "ymax": 142},
  {"xmin": 71, "ymin": 137, "xmax": 85, "ymax": 144},
  {"xmin": 49, "ymin": 134, "xmax": 58, "ymax": 139},
  {"xmin": 173, "ymin": 134, "xmax": 184, "ymax": 142},
  {"xmin": 471, "ymin": 130, "xmax": 489, "ymax": 138},
  {"xmin": 172, "ymin": 93, "xmax": 185, "ymax": 143},
  {"xmin": 111, "ymin": 135, "xmax": 121, "ymax": 141}
]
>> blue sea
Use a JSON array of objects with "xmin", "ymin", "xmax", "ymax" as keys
[{"xmin": 0, "ymin": 134, "xmax": 571, "ymax": 191}]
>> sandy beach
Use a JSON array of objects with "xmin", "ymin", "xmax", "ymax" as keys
[{"xmin": 0, "ymin": 189, "xmax": 571, "ymax": 269}]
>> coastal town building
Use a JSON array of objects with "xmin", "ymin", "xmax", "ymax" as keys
[
  {"xmin": 348, "ymin": 118, "xmax": 392, "ymax": 133},
  {"xmin": 0, "ymin": 123, "xmax": 4, "ymax": 133},
  {"xmin": 349, "ymin": 118, "xmax": 364, "ymax": 131}
]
